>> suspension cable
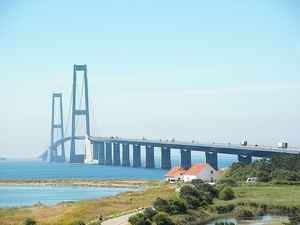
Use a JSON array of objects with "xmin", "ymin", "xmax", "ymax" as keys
[
  {"xmin": 89, "ymin": 85, "xmax": 100, "ymax": 136},
  {"xmin": 74, "ymin": 75, "xmax": 86, "ymax": 134},
  {"xmin": 64, "ymin": 87, "xmax": 73, "ymax": 137}
]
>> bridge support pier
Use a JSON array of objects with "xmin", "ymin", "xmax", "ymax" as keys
[
  {"xmin": 113, "ymin": 143, "xmax": 121, "ymax": 166},
  {"xmin": 133, "ymin": 145, "xmax": 141, "ymax": 167},
  {"xmin": 98, "ymin": 142, "xmax": 105, "ymax": 165},
  {"xmin": 122, "ymin": 144, "xmax": 130, "ymax": 166},
  {"xmin": 92, "ymin": 142, "xmax": 99, "ymax": 161},
  {"xmin": 161, "ymin": 147, "xmax": 171, "ymax": 169},
  {"xmin": 146, "ymin": 146, "xmax": 155, "ymax": 168},
  {"xmin": 238, "ymin": 155, "xmax": 252, "ymax": 164},
  {"xmin": 181, "ymin": 149, "xmax": 191, "ymax": 170},
  {"xmin": 105, "ymin": 142, "xmax": 112, "ymax": 165},
  {"xmin": 205, "ymin": 151, "xmax": 218, "ymax": 170}
]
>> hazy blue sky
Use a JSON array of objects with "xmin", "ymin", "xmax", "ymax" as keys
[{"xmin": 0, "ymin": 0, "xmax": 299, "ymax": 158}]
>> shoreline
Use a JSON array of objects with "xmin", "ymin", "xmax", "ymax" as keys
[{"xmin": 0, "ymin": 179, "xmax": 163, "ymax": 189}]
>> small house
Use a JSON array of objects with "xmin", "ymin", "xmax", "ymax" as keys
[
  {"xmin": 164, "ymin": 166, "xmax": 186, "ymax": 183},
  {"xmin": 183, "ymin": 163, "xmax": 220, "ymax": 183}
]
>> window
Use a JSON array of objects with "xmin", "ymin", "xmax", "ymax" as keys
[{"xmin": 211, "ymin": 170, "xmax": 213, "ymax": 174}]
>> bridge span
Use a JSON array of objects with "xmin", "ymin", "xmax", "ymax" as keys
[{"xmin": 86, "ymin": 137, "xmax": 300, "ymax": 170}]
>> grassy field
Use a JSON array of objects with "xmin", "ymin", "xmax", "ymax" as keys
[
  {"xmin": 0, "ymin": 180, "xmax": 299, "ymax": 224},
  {"xmin": 215, "ymin": 184, "xmax": 300, "ymax": 206}
]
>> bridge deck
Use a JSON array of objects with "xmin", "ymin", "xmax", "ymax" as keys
[{"xmin": 89, "ymin": 137, "xmax": 299, "ymax": 158}]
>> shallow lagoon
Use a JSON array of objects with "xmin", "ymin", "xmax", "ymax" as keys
[
  {"xmin": 206, "ymin": 215, "xmax": 288, "ymax": 225},
  {"xmin": 0, "ymin": 185, "xmax": 141, "ymax": 208}
]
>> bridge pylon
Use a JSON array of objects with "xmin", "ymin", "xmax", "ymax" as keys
[
  {"xmin": 48, "ymin": 93, "xmax": 66, "ymax": 162},
  {"xmin": 70, "ymin": 64, "xmax": 90, "ymax": 163}
]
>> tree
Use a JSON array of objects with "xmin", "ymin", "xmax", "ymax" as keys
[
  {"xmin": 143, "ymin": 207, "xmax": 157, "ymax": 221},
  {"xmin": 23, "ymin": 218, "xmax": 37, "ymax": 225},
  {"xmin": 190, "ymin": 179, "xmax": 205, "ymax": 187},
  {"xmin": 196, "ymin": 183, "xmax": 219, "ymax": 198},
  {"xmin": 179, "ymin": 186, "xmax": 203, "ymax": 209},
  {"xmin": 219, "ymin": 187, "xmax": 235, "ymax": 201},
  {"xmin": 167, "ymin": 196, "xmax": 187, "ymax": 215},
  {"xmin": 153, "ymin": 212, "xmax": 174, "ymax": 225},
  {"xmin": 153, "ymin": 197, "xmax": 171, "ymax": 213},
  {"xmin": 224, "ymin": 162, "xmax": 252, "ymax": 181},
  {"xmin": 128, "ymin": 213, "xmax": 151, "ymax": 225}
]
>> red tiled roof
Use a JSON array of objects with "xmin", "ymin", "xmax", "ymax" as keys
[
  {"xmin": 165, "ymin": 166, "xmax": 186, "ymax": 177},
  {"xmin": 184, "ymin": 163, "xmax": 208, "ymax": 176}
]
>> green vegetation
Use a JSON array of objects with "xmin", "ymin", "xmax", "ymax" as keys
[
  {"xmin": 127, "ymin": 154, "xmax": 300, "ymax": 224},
  {"xmin": 223, "ymin": 153, "xmax": 300, "ymax": 183},
  {"xmin": 23, "ymin": 218, "xmax": 36, "ymax": 225}
]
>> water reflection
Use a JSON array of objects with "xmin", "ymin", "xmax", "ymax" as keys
[{"xmin": 206, "ymin": 215, "xmax": 288, "ymax": 225}]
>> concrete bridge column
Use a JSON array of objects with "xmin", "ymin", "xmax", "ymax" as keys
[
  {"xmin": 161, "ymin": 147, "xmax": 171, "ymax": 169},
  {"xmin": 205, "ymin": 151, "xmax": 218, "ymax": 170},
  {"xmin": 105, "ymin": 142, "xmax": 112, "ymax": 165},
  {"xmin": 181, "ymin": 149, "xmax": 191, "ymax": 170},
  {"xmin": 98, "ymin": 142, "xmax": 105, "ymax": 165},
  {"xmin": 113, "ymin": 143, "xmax": 121, "ymax": 166},
  {"xmin": 238, "ymin": 155, "xmax": 252, "ymax": 164},
  {"xmin": 122, "ymin": 143, "xmax": 130, "ymax": 166},
  {"xmin": 133, "ymin": 145, "xmax": 141, "ymax": 167},
  {"xmin": 92, "ymin": 142, "xmax": 99, "ymax": 161},
  {"xmin": 146, "ymin": 146, "xmax": 155, "ymax": 168}
]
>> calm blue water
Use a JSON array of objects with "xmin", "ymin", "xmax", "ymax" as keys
[
  {"xmin": 0, "ymin": 155, "xmax": 237, "ymax": 207},
  {"xmin": 0, "ymin": 155, "xmax": 237, "ymax": 180},
  {"xmin": 0, "ymin": 185, "xmax": 140, "ymax": 208}
]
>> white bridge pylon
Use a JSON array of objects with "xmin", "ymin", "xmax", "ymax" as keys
[{"xmin": 84, "ymin": 135, "xmax": 98, "ymax": 164}]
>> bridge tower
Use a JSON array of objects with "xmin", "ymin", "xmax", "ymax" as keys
[
  {"xmin": 70, "ymin": 64, "xmax": 90, "ymax": 163},
  {"xmin": 48, "ymin": 93, "xmax": 66, "ymax": 162}
]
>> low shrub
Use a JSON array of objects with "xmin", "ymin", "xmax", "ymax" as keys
[
  {"xmin": 219, "ymin": 187, "xmax": 235, "ymax": 201},
  {"xmin": 23, "ymin": 218, "xmax": 37, "ymax": 225},
  {"xmin": 232, "ymin": 206, "xmax": 254, "ymax": 218}
]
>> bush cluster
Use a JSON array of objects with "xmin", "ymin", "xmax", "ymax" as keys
[
  {"xmin": 224, "ymin": 154, "xmax": 300, "ymax": 183},
  {"xmin": 129, "ymin": 179, "xmax": 234, "ymax": 225}
]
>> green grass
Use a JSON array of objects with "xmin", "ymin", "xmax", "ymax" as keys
[{"xmin": 213, "ymin": 185, "xmax": 300, "ymax": 207}]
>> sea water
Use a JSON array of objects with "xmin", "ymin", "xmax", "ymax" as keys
[
  {"xmin": 0, "ymin": 155, "xmax": 238, "ymax": 207},
  {"xmin": 0, "ymin": 154, "xmax": 237, "ymax": 180}
]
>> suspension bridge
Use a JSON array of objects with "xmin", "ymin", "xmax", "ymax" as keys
[{"xmin": 38, "ymin": 64, "xmax": 299, "ymax": 170}]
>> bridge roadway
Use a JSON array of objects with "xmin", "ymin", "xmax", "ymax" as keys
[{"xmin": 88, "ymin": 136, "xmax": 299, "ymax": 170}]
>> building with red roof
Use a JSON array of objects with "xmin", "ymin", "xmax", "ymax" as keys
[
  {"xmin": 183, "ymin": 163, "xmax": 220, "ymax": 183},
  {"xmin": 164, "ymin": 166, "xmax": 186, "ymax": 183}
]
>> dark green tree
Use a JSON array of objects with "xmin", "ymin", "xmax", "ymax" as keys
[
  {"xmin": 167, "ymin": 195, "xmax": 187, "ymax": 215},
  {"xmin": 143, "ymin": 207, "xmax": 157, "ymax": 221},
  {"xmin": 224, "ymin": 162, "xmax": 252, "ymax": 181},
  {"xmin": 196, "ymin": 183, "xmax": 219, "ymax": 198},
  {"xmin": 179, "ymin": 186, "xmax": 202, "ymax": 208},
  {"xmin": 153, "ymin": 212, "xmax": 174, "ymax": 225},
  {"xmin": 153, "ymin": 197, "xmax": 171, "ymax": 213},
  {"xmin": 128, "ymin": 213, "xmax": 151, "ymax": 225}
]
